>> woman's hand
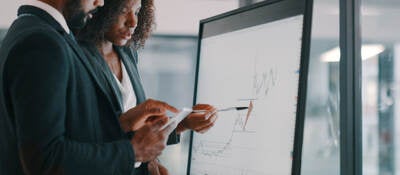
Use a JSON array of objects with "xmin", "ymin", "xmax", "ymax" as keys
[
  {"xmin": 148, "ymin": 159, "xmax": 169, "ymax": 175},
  {"xmin": 176, "ymin": 104, "xmax": 218, "ymax": 134}
]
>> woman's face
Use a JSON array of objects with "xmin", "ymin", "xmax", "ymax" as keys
[{"xmin": 105, "ymin": 0, "xmax": 141, "ymax": 46}]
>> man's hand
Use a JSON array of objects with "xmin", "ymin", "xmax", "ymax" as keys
[
  {"xmin": 131, "ymin": 117, "xmax": 175, "ymax": 162},
  {"xmin": 148, "ymin": 159, "xmax": 169, "ymax": 175},
  {"xmin": 119, "ymin": 99, "xmax": 178, "ymax": 132},
  {"xmin": 176, "ymin": 104, "xmax": 218, "ymax": 134}
]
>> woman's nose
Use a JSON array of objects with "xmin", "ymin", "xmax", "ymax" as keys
[
  {"xmin": 94, "ymin": 0, "xmax": 104, "ymax": 7},
  {"xmin": 126, "ymin": 12, "xmax": 137, "ymax": 28}
]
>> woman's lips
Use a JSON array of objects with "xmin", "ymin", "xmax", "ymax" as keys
[
  {"xmin": 120, "ymin": 28, "xmax": 135, "ymax": 40},
  {"xmin": 121, "ymin": 32, "xmax": 133, "ymax": 40},
  {"xmin": 123, "ymin": 34, "xmax": 131, "ymax": 40}
]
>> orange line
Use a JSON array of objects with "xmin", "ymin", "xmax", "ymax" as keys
[{"xmin": 243, "ymin": 101, "xmax": 254, "ymax": 130}]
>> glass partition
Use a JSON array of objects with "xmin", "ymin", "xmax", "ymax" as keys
[
  {"xmin": 138, "ymin": 35, "xmax": 198, "ymax": 175},
  {"xmin": 301, "ymin": 0, "xmax": 340, "ymax": 174},
  {"xmin": 361, "ymin": 1, "xmax": 400, "ymax": 174}
]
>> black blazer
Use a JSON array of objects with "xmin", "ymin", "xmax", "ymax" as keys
[
  {"xmin": 79, "ymin": 42, "xmax": 181, "ymax": 175},
  {"xmin": 78, "ymin": 42, "xmax": 147, "ymax": 108},
  {"xmin": 0, "ymin": 6, "xmax": 137, "ymax": 175}
]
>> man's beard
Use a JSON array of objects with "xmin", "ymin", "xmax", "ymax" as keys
[{"xmin": 64, "ymin": 0, "xmax": 94, "ymax": 29}]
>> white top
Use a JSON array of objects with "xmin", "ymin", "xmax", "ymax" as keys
[
  {"xmin": 113, "ymin": 61, "xmax": 137, "ymax": 113},
  {"xmin": 112, "ymin": 62, "xmax": 140, "ymax": 168},
  {"xmin": 24, "ymin": 0, "xmax": 71, "ymax": 34}
]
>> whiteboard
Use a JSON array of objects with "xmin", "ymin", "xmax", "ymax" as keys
[{"xmin": 189, "ymin": 14, "xmax": 305, "ymax": 175}]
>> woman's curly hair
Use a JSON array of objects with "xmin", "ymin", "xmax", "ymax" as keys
[{"xmin": 76, "ymin": 0, "xmax": 155, "ymax": 49}]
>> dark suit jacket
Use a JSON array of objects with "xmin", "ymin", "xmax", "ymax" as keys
[
  {"xmin": 78, "ymin": 42, "xmax": 181, "ymax": 175},
  {"xmin": 0, "ymin": 6, "xmax": 137, "ymax": 175}
]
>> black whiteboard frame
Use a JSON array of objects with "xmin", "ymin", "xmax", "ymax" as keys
[{"xmin": 187, "ymin": 0, "xmax": 313, "ymax": 174}]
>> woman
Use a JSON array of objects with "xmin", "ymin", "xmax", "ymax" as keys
[{"xmin": 77, "ymin": 0, "xmax": 218, "ymax": 174}]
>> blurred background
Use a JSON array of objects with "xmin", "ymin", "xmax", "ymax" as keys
[{"xmin": 1, "ymin": 0, "xmax": 400, "ymax": 175}]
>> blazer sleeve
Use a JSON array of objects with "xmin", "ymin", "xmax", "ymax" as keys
[{"xmin": 5, "ymin": 32, "xmax": 136, "ymax": 175}]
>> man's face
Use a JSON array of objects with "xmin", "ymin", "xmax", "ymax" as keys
[{"xmin": 64, "ymin": 0, "xmax": 104, "ymax": 29}]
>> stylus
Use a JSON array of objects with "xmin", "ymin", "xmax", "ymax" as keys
[
  {"xmin": 192, "ymin": 106, "xmax": 248, "ymax": 113},
  {"xmin": 192, "ymin": 107, "xmax": 248, "ymax": 120}
]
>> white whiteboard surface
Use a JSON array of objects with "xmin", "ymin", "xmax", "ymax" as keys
[{"xmin": 191, "ymin": 15, "xmax": 304, "ymax": 175}]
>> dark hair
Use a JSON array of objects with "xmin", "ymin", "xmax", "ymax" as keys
[{"xmin": 76, "ymin": 0, "xmax": 155, "ymax": 49}]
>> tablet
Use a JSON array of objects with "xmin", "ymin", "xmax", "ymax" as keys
[{"xmin": 159, "ymin": 108, "xmax": 193, "ymax": 131}]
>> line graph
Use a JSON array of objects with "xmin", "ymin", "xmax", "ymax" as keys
[
  {"xmin": 252, "ymin": 58, "xmax": 278, "ymax": 100},
  {"xmin": 192, "ymin": 101, "xmax": 256, "ymax": 158},
  {"xmin": 192, "ymin": 62, "xmax": 280, "ymax": 160},
  {"xmin": 191, "ymin": 14, "xmax": 305, "ymax": 175}
]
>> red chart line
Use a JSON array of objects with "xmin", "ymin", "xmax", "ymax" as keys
[{"xmin": 243, "ymin": 101, "xmax": 254, "ymax": 130}]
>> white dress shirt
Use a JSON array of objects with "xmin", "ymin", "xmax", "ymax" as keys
[
  {"xmin": 113, "ymin": 61, "xmax": 137, "ymax": 113},
  {"xmin": 24, "ymin": 0, "xmax": 71, "ymax": 34}
]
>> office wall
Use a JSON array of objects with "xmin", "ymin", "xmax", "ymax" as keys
[
  {"xmin": 0, "ymin": 0, "xmax": 237, "ymax": 35},
  {"xmin": 154, "ymin": 0, "xmax": 238, "ymax": 35},
  {"xmin": 0, "ymin": 1, "xmax": 22, "ymax": 28}
]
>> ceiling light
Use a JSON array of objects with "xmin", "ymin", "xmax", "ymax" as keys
[{"xmin": 320, "ymin": 44, "xmax": 385, "ymax": 62}]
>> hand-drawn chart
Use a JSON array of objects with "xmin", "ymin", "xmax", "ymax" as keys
[{"xmin": 191, "ymin": 15, "xmax": 304, "ymax": 175}]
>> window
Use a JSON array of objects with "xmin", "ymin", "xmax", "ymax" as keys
[
  {"xmin": 361, "ymin": 1, "xmax": 400, "ymax": 174},
  {"xmin": 301, "ymin": 0, "xmax": 340, "ymax": 174},
  {"xmin": 138, "ymin": 35, "xmax": 198, "ymax": 174}
]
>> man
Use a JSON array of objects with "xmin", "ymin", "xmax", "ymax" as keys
[{"xmin": 0, "ymin": 0, "xmax": 175, "ymax": 174}]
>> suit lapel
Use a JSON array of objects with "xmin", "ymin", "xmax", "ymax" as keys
[
  {"xmin": 18, "ymin": 6, "xmax": 120, "ymax": 114},
  {"xmin": 84, "ymin": 44, "xmax": 124, "ymax": 110},
  {"xmin": 116, "ymin": 47, "xmax": 146, "ymax": 104},
  {"xmin": 63, "ymin": 34, "xmax": 122, "ymax": 112}
]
